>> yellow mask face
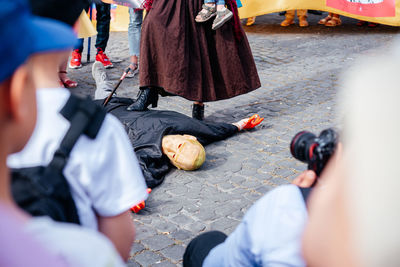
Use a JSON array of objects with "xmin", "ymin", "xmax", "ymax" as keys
[{"xmin": 162, "ymin": 135, "xmax": 206, "ymax": 171}]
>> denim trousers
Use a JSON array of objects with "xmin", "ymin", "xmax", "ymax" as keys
[
  {"xmin": 128, "ymin": 8, "xmax": 143, "ymax": 57},
  {"xmin": 204, "ymin": 0, "xmax": 225, "ymax": 6},
  {"xmin": 75, "ymin": 2, "xmax": 111, "ymax": 52}
]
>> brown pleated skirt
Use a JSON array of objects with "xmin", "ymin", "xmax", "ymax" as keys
[{"xmin": 139, "ymin": 0, "xmax": 261, "ymax": 102}]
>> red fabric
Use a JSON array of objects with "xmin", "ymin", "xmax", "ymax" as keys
[
  {"xmin": 142, "ymin": 0, "xmax": 153, "ymax": 11},
  {"xmin": 327, "ymin": 0, "xmax": 395, "ymax": 17},
  {"xmin": 226, "ymin": 0, "xmax": 243, "ymax": 42}
]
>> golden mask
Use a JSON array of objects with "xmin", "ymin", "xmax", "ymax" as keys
[{"xmin": 162, "ymin": 135, "xmax": 206, "ymax": 171}]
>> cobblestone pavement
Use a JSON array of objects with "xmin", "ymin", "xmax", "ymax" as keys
[{"xmin": 68, "ymin": 13, "xmax": 399, "ymax": 266}]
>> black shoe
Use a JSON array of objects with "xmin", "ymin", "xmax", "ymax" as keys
[
  {"xmin": 127, "ymin": 87, "xmax": 158, "ymax": 111},
  {"xmin": 192, "ymin": 104, "xmax": 204, "ymax": 120}
]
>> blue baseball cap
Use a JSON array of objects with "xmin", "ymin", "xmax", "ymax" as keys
[{"xmin": 1, "ymin": 0, "xmax": 77, "ymax": 83}]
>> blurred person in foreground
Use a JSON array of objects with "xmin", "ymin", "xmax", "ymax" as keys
[
  {"xmin": 303, "ymin": 41, "xmax": 400, "ymax": 267},
  {"xmin": 184, "ymin": 41, "xmax": 400, "ymax": 266},
  {"xmin": 10, "ymin": 0, "xmax": 148, "ymax": 261},
  {"xmin": 0, "ymin": 0, "xmax": 125, "ymax": 266}
]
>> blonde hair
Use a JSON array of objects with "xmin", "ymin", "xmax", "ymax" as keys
[{"xmin": 339, "ymin": 40, "xmax": 400, "ymax": 267}]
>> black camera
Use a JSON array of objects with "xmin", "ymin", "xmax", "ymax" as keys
[{"xmin": 290, "ymin": 128, "xmax": 338, "ymax": 176}]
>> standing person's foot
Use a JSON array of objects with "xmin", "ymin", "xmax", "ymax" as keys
[
  {"xmin": 356, "ymin": 20, "xmax": 367, "ymax": 26},
  {"xmin": 126, "ymin": 87, "xmax": 159, "ymax": 111},
  {"xmin": 92, "ymin": 61, "xmax": 114, "ymax": 99},
  {"xmin": 246, "ymin": 16, "xmax": 256, "ymax": 26},
  {"xmin": 299, "ymin": 16, "xmax": 309, "ymax": 27},
  {"xmin": 126, "ymin": 63, "xmax": 139, "ymax": 78},
  {"xmin": 69, "ymin": 49, "xmax": 82, "ymax": 69},
  {"xmin": 96, "ymin": 48, "xmax": 113, "ymax": 69},
  {"xmin": 325, "ymin": 16, "xmax": 341, "ymax": 27},
  {"xmin": 318, "ymin": 14, "xmax": 332, "ymax": 24},
  {"xmin": 280, "ymin": 18, "xmax": 294, "ymax": 26},
  {"xmin": 59, "ymin": 71, "xmax": 78, "ymax": 88},
  {"xmin": 192, "ymin": 103, "xmax": 204, "ymax": 120}
]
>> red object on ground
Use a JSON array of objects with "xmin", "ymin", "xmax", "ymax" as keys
[
  {"xmin": 243, "ymin": 114, "xmax": 264, "ymax": 130},
  {"xmin": 131, "ymin": 188, "xmax": 152, "ymax": 213}
]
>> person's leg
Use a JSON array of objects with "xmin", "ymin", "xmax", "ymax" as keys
[
  {"xmin": 94, "ymin": 2, "xmax": 111, "ymax": 52},
  {"xmin": 69, "ymin": 39, "xmax": 84, "ymax": 69},
  {"xmin": 246, "ymin": 16, "xmax": 256, "ymax": 26},
  {"xmin": 281, "ymin": 10, "xmax": 295, "ymax": 26},
  {"xmin": 69, "ymin": 3, "xmax": 89, "ymax": 69},
  {"xmin": 319, "ymin": 12, "xmax": 332, "ymax": 25},
  {"xmin": 95, "ymin": 2, "xmax": 113, "ymax": 68},
  {"xmin": 127, "ymin": 8, "xmax": 143, "ymax": 77},
  {"xmin": 183, "ymin": 231, "xmax": 227, "ymax": 267},
  {"xmin": 215, "ymin": 0, "xmax": 225, "ymax": 11},
  {"xmin": 325, "ymin": 13, "xmax": 341, "ymax": 27},
  {"xmin": 195, "ymin": 0, "xmax": 217, "ymax": 22},
  {"xmin": 92, "ymin": 61, "xmax": 114, "ymax": 99},
  {"xmin": 193, "ymin": 102, "xmax": 204, "ymax": 120},
  {"xmin": 59, "ymin": 56, "xmax": 78, "ymax": 87},
  {"xmin": 74, "ymin": 38, "xmax": 84, "ymax": 53},
  {"xmin": 297, "ymin": 9, "xmax": 308, "ymax": 27},
  {"xmin": 211, "ymin": 0, "xmax": 233, "ymax": 30}
]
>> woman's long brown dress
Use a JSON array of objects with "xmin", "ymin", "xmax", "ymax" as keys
[{"xmin": 139, "ymin": 0, "xmax": 261, "ymax": 102}]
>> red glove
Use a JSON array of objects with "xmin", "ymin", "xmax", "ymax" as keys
[
  {"xmin": 234, "ymin": 114, "xmax": 264, "ymax": 130},
  {"xmin": 131, "ymin": 188, "xmax": 152, "ymax": 213},
  {"xmin": 242, "ymin": 114, "xmax": 264, "ymax": 130}
]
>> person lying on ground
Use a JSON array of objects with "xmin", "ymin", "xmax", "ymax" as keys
[
  {"xmin": 8, "ymin": 0, "xmax": 148, "ymax": 261},
  {"xmin": 0, "ymin": 0, "xmax": 125, "ymax": 266},
  {"xmin": 92, "ymin": 62, "xmax": 264, "ymax": 188}
]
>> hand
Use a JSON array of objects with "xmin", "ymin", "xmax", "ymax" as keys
[
  {"xmin": 243, "ymin": 114, "xmax": 264, "ymax": 130},
  {"xmin": 292, "ymin": 170, "xmax": 317, "ymax": 188},
  {"xmin": 233, "ymin": 114, "xmax": 264, "ymax": 130}
]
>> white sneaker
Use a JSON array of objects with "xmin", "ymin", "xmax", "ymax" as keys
[{"xmin": 92, "ymin": 61, "xmax": 114, "ymax": 100}]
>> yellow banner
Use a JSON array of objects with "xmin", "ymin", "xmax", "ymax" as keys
[
  {"xmin": 239, "ymin": 0, "xmax": 400, "ymax": 26},
  {"xmin": 110, "ymin": 5, "xmax": 130, "ymax": 31}
]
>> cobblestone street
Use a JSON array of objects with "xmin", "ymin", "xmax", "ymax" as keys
[{"xmin": 68, "ymin": 13, "xmax": 399, "ymax": 266}]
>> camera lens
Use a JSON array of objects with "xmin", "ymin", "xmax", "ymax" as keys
[{"xmin": 290, "ymin": 131, "xmax": 316, "ymax": 163}]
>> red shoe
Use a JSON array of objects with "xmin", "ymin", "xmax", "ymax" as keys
[
  {"xmin": 96, "ymin": 48, "xmax": 113, "ymax": 69},
  {"xmin": 59, "ymin": 71, "xmax": 78, "ymax": 88},
  {"xmin": 69, "ymin": 49, "xmax": 82, "ymax": 69}
]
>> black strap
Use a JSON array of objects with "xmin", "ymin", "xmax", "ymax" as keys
[
  {"xmin": 298, "ymin": 187, "xmax": 313, "ymax": 203},
  {"xmin": 48, "ymin": 95, "xmax": 106, "ymax": 172}
]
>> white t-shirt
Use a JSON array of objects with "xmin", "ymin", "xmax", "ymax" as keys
[
  {"xmin": 8, "ymin": 88, "xmax": 148, "ymax": 229},
  {"xmin": 26, "ymin": 216, "xmax": 125, "ymax": 267}
]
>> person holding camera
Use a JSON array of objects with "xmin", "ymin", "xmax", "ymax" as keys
[
  {"xmin": 184, "ymin": 121, "xmax": 338, "ymax": 267},
  {"xmin": 184, "ymin": 41, "xmax": 400, "ymax": 267},
  {"xmin": 183, "ymin": 168, "xmax": 318, "ymax": 267}
]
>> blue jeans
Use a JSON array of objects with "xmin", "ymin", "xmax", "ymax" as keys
[
  {"xmin": 204, "ymin": 0, "xmax": 225, "ymax": 5},
  {"xmin": 128, "ymin": 8, "xmax": 143, "ymax": 57}
]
